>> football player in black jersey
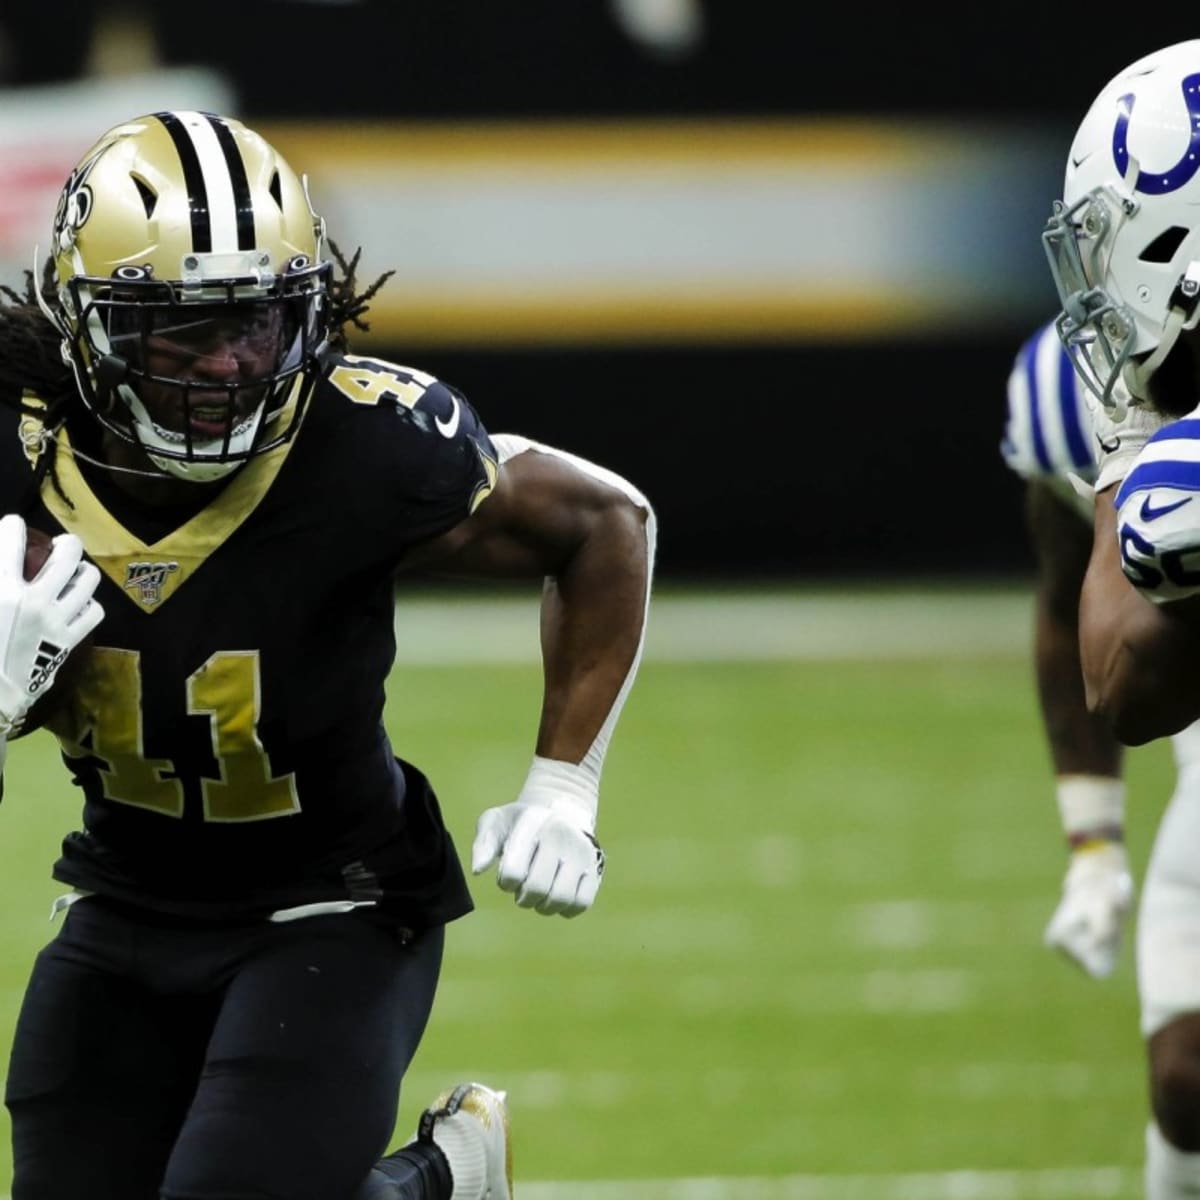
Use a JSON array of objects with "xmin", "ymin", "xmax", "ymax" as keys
[{"xmin": 0, "ymin": 111, "xmax": 655, "ymax": 1200}]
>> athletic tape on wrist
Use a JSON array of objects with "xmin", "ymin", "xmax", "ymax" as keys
[
  {"xmin": 522, "ymin": 754, "xmax": 600, "ymax": 823},
  {"xmin": 1056, "ymin": 774, "xmax": 1125, "ymax": 841}
]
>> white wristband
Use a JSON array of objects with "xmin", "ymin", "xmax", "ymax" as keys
[
  {"xmin": 522, "ymin": 755, "xmax": 599, "ymax": 828},
  {"xmin": 1055, "ymin": 775, "xmax": 1125, "ymax": 840}
]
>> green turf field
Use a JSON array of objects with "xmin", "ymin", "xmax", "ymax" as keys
[{"xmin": 0, "ymin": 586, "xmax": 1172, "ymax": 1197}]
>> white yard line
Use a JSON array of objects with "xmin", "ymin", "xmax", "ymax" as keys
[
  {"xmin": 515, "ymin": 1167, "xmax": 1138, "ymax": 1199},
  {"xmin": 392, "ymin": 587, "xmax": 1033, "ymax": 664}
]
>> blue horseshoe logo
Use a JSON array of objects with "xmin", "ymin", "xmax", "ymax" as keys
[{"xmin": 1113, "ymin": 73, "xmax": 1200, "ymax": 194}]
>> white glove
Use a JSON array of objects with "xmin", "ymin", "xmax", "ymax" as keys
[
  {"xmin": 471, "ymin": 756, "xmax": 605, "ymax": 918},
  {"xmin": 0, "ymin": 514, "xmax": 104, "ymax": 735},
  {"xmin": 1043, "ymin": 841, "xmax": 1134, "ymax": 979}
]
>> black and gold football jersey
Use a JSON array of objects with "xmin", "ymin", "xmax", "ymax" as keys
[{"xmin": 0, "ymin": 352, "xmax": 499, "ymax": 923}]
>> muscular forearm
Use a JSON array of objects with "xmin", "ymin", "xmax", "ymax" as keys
[
  {"xmin": 1081, "ymin": 489, "xmax": 1200, "ymax": 742},
  {"xmin": 1027, "ymin": 482, "xmax": 1123, "ymax": 775},
  {"xmin": 535, "ymin": 501, "xmax": 650, "ymax": 764},
  {"xmin": 1035, "ymin": 595, "xmax": 1123, "ymax": 775},
  {"xmin": 403, "ymin": 438, "xmax": 655, "ymax": 769}
]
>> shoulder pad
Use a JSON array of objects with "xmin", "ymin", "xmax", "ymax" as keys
[
  {"xmin": 1001, "ymin": 322, "xmax": 1097, "ymax": 485},
  {"xmin": 320, "ymin": 352, "xmax": 487, "ymax": 441},
  {"xmin": 318, "ymin": 351, "xmax": 497, "ymax": 534},
  {"xmin": 1115, "ymin": 419, "xmax": 1200, "ymax": 602}
]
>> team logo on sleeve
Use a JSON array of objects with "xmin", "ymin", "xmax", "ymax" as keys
[{"xmin": 468, "ymin": 443, "xmax": 498, "ymax": 514}]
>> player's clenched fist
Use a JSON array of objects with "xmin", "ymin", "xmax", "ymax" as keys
[
  {"xmin": 1044, "ymin": 841, "xmax": 1134, "ymax": 979},
  {"xmin": 472, "ymin": 756, "xmax": 605, "ymax": 917}
]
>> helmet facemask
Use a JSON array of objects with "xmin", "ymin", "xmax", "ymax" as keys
[
  {"xmin": 1043, "ymin": 187, "xmax": 1140, "ymax": 415},
  {"xmin": 65, "ymin": 253, "xmax": 329, "ymax": 482}
]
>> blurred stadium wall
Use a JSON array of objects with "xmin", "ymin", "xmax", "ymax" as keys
[{"xmin": 4, "ymin": 3, "xmax": 1196, "ymax": 581}]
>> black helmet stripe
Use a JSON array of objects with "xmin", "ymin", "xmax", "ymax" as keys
[
  {"xmin": 154, "ymin": 111, "xmax": 255, "ymax": 254},
  {"xmin": 155, "ymin": 111, "xmax": 212, "ymax": 252},
  {"xmin": 206, "ymin": 114, "xmax": 255, "ymax": 251}
]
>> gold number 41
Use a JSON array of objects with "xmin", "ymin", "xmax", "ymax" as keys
[{"xmin": 51, "ymin": 647, "xmax": 300, "ymax": 823}]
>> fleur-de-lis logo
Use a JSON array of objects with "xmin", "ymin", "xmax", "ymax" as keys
[{"xmin": 52, "ymin": 144, "xmax": 107, "ymax": 253}]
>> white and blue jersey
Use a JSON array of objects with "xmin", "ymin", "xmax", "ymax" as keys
[
  {"xmin": 1001, "ymin": 321, "xmax": 1097, "ymax": 517},
  {"xmin": 1002, "ymin": 324, "xmax": 1200, "ymax": 602},
  {"xmin": 1115, "ymin": 419, "xmax": 1200, "ymax": 603}
]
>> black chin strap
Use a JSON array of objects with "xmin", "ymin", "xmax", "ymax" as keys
[{"xmin": 93, "ymin": 354, "xmax": 130, "ymax": 391}]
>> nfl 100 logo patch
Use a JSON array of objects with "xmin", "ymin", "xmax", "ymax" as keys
[{"xmin": 124, "ymin": 561, "xmax": 180, "ymax": 607}]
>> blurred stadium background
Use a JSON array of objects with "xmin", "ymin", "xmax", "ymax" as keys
[{"xmin": 0, "ymin": 4, "xmax": 1196, "ymax": 1195}]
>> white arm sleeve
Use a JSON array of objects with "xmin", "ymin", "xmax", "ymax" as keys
[{"xmin": 491, "ymin": 433, "xmax": 656, "ymax": 787}]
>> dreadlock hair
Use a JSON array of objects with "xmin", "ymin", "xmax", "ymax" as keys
[
  {"xmin": 0, "ymin": 242, "xmax": 394, "ymax": 511},
  {"xmin": 0, "ymin": 264, "xmax": 76, "ymax": 511},
  {"xmin": 325, "ymin": 240, "xmax": 396, "ymax": 351},
  {"xmin": 0, "ymin": 267, "xmax": 74, "ymax": 411}
]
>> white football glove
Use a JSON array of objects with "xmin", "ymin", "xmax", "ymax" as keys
[
  {"xmin": 1043, "ymin": 841, "xmax": 1134, "ymax": 979},
  {"xmin": 471, "ymin": 756, "xmax": 605, "ymax": 918},
  {"xmin": 0, "ymin": 514, "xmax": 104, "ymax": 736}
]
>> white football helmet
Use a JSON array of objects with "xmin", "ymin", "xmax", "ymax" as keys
[
  {"xmin": 1044, "ymin": 40, "xmax": 1200, "ymax": 416},
  {"xmin": 38, "ymin": 111, "xmax": 330, "ymax": 482}
]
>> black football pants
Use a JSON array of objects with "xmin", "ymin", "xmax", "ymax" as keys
[{"xmin": 5, "ymin": 897, "xmax": 446, "ymax": 1200}]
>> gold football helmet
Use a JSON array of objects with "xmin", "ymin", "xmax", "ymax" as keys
[{"xmin": 40, "ymin": 111, "xmax": 331, "ymax": 481}]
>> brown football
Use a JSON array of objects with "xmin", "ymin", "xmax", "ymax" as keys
[
  {"xmin": 13, "ymin": 527, "xmax": 91, "ymax": 737},
  {"xmin": 23, "ymin": 525, "xmax": 54, "ymax": 579}
]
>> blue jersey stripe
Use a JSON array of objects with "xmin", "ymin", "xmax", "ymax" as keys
[
  {"xmin": 1057, "ymin": 345, "xmax": 1092, "ymax": 468},
  {"xmin": 1023, "ymin": 334, "xmax": 1052, "ymax": 473},
  {"xmin": 1149, "ymin": 418, "xmax": 1200, "ymax": 443},
  {"xmin": 1116, "ymin": 458, "xmax": 1200, "ymax": 507}
]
